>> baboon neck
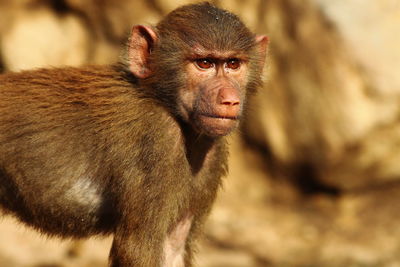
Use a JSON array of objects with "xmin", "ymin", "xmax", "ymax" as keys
[{"xmin": 180, "ymin": 122, "xmax": 221, "ymax": 175}]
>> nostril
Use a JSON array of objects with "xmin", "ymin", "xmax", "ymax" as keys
[{"xmin": 221, "ymin": 100, "xmax": 240, "ymax": 106}]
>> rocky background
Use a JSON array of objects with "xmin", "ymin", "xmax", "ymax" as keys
[{"xmin": 1, "ymin": 0, "xmax": 400, "ymax": 266}]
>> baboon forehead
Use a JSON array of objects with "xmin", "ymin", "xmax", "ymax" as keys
[{"xmin": 157, "ymin": 2, "xmax": 256, "ymax": 52}]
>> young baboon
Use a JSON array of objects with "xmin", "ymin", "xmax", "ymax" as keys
[{"xmin": 0, "ymin": 2, "xmax": 268, "ymax": 266}]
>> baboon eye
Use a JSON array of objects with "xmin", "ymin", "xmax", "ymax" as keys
[
  {"xmin": 195, "ymin": 59, "xmax": 214, "ymax": 69},
  {"xmin": 226, "ymin": 59, "xmax": 241, "ymax": 70}
]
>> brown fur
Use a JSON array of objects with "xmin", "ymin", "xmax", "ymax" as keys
[{"xmin": 0, "ymin": 3, "xmax": 267, "ymax": 267}]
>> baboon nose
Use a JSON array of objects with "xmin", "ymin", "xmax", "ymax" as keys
[
  {"xmin": 216, "ymin": 87, "xmax": 241, "ymax": 118},
  {"xmin": 218, "ymin": 87, "xmax": 240, "ymax": 106}
]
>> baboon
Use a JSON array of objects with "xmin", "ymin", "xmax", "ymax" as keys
[{"xmin": 0, "ymin": 2, "xmax": 268, "ymax": 266}]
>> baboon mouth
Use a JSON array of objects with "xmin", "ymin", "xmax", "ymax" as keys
[
  {"xmin": 197, "ymin": 113, "xmax": 239, "ymax": 137},
  {"xmin": 199, "ymin": 113, "xmax": 239, "ymax": 120}
]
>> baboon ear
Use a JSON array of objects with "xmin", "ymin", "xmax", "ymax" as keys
[
  {"xmin": 255, "ymin": 35, "xmax": 269, "ymax": 70},
  {"xmin": 128, "ymin": 25, "xmax": 158, "ymax": 79}
]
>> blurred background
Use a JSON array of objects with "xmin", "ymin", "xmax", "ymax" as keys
[{"xmin": 1, "ymin": 0, "xmax": 400, "ymax": 266}]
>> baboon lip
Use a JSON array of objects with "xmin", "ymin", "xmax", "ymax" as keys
[{"xmin": 199, "ymin": 113, "xmax": 239, "ymax": 120}]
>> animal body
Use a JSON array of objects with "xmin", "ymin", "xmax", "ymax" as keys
[{"xmin": 0, "ymin": 2, "xmax": 268, "ymax": 266}]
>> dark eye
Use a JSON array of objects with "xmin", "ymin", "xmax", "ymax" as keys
[
  {"xmin": 195, "ymin": 59, "xmax": 213, "ymax": 69},
  {"xmin": 226, "ymin": 59, "xmax": 241, "ymax": 70}
]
